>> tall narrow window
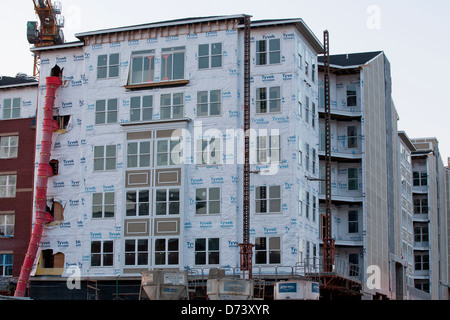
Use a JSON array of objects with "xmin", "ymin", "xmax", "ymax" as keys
[
  {"xmin": 305, "ymin": 192, "xmax": 310, "ymax": 219},
  {"xmin": 130, "ymin": 50, "xmax": 155, "ymax": 84},
  {"xmin": 348, "ymin": 210, "xmax": 359, "ymax": 233},
  {"xmin": 348, "ymin": 126, "xmax": 358, "ymax": 148},
  {"xmin": 97, "ymin": 53, "xmax": 119, "ymax": 79},
  {"xmin": 0, "ymin": 136, "xmax": 19, "ymax": 158},
  {"xmin": 347, "ymin": 85, "xmax": 357, "ymax": 107},
  {"xmin": 161, "ymin": 47, "xmax": 185, "ymax": 81},
  {"xmin": 305, "ymin": 96, "xmax": 310, "ymax": 124},
  {"xmin": 348, "ymin": 168, "xmax": 359, "ymax": 190},
  {"xmin": 0, "ymin": 214, "xmax": 15, "ymax": 237},
  {"xmin": 256, "ymin": 39, "xmax": 281, "ymax": 65},
  {"xmin": 198, "ymin": 43, "xmax": 222, "ymax": 69}
]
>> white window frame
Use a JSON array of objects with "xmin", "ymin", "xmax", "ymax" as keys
[
  {"xmin": 93, "ymin": 145, "xmax": 117, "ymax": 171},
  {"xmin": 127, "ymin": 140, "xmax": 151, "ymax": 168},
  {"xmin": 126, "ymin": 189, "xmax": 150, "ymax": 217},
  {"xmin": 195, "ymin": 136, "xmax": 221, "ymax": 165},
  {"xmin": 124, "ymin": 238, "xmax": 149, "ymax": 266},
  {"xmin": 256, "ymin": 134, "xmax": 280, "ymax": 164},
  {"xmin": 255, "ymin": 185, "xmax": 281, "ymax": 214},
  {"xmin": 0, "ymin": 174, "xmax": 16, "ymax": 198},
  {"xmin": 0, "ymin": 215, "xmax": 15, "ymax": 237},
  {"xmin": 197, "ymin": 90, "xmax": 222, "ymax": 117},
  {"xmin": 348, "ymin": 168, "xmax": 359, "ymax": 191},
  {"xmin": 97, "ymin": 53, "xmax": 119, "ymax": 79},
  {"xmin": 2, "ymin": 98, "xmax": 20, "ymax": 119},
  {"xmin": 156, "ymin": 137, "xmax": 182, "ymax": 167},
  {"xmin": 95, "ymin": 99, "xmax": 118, "ymax": 124},
  {"xmin": 154, "ymin": 238, "xmax": 179, "ymax": 266},
  {"xmin": 256, "ymin": 86, "xmax": 281, "ymax": 114},
  {"xmin": 130, "ymin": 50, "xmax": 155, "ymax": 84},
  {"xmin": 255, "ymin": 236, "xmax": 281, "ymax": 265},
  {"xmin": 198, "ymin": 43, "xmax": 222, "ymax": 69},
  {"xmin": 161, "ymin": 46, "xmax": 185, "ymax": 81},
  {"xmin": 155, "ymin": 188, "xmax": 180, "ymax": 216},
  {"xmin": 195, "ymin": 187, "xmax": 221, "ymax": 215},
  {"xmin": 90, "ymin": 240, "xmax": 114, "ymax": 267},
  {"xmin": 130, "ymin": 95, "xmax": 153, "ymax": 122},
  {"xmin": 0, "ymin": 254, "xmax": 13, "ymax": 276},
  {"xmin": 1, "ymin": 136, "xmax": 19, "ymax": 159},
  {"xmin": 256, "ymin": 39, "xmax": 281, "ymax": 65},
  {"xmin": 194, "ymin": 238, "xmax": 220, "ymax": 266},
  {"xmin": 160, "ymin": 93, "xmax": 184, "ymax": 120},
  {"xmin": 92, "ymin": 192, "xmax": 115, "ymax": 219}
]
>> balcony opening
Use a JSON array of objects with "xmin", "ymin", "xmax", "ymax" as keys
[{"xmin": 36, "ymin": 249, "xmax": 65, "ymax": 276}]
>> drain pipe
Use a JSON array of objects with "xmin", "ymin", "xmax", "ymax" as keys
[{"xmin": 14, "ymin": 73, "xmax": 62, "ymax": 298}]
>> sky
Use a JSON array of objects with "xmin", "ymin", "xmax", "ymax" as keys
[{"xmin": 1, "ymin": 0, "xmax": 449, "ymax": 163}]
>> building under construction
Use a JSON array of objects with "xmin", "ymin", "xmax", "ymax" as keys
[{"xmin": 0, "ymin": 2, "xmax": 448, "ymax": 300}]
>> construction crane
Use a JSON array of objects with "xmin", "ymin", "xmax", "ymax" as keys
[
  {"xmin": 321, "ymin": 30, "xmax": 335, "ymax": 273},
  {"xmin": 27, "ymin": 0, "xmax": 65, "ymax": 77},
  {"xmin": 238, "ymin": 15, "xmax": 254, "ymax": 279}
]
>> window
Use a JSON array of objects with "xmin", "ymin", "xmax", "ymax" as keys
[
  {"xmin": 127, "ymin": 141, "xmax": 151, "ymax": 168},
  {"xmin": 255, "ymin": 186, "xmax": 281, "ymax": 214},
  {"xmin": 198, "ymin": 43, "xmax": 222, "ymax": 69},
  {"xmin": 413, "ymin": 172, "xmax": 427, "ymax": 186},
  {"xmin": 256, "ymin": 86, "xmax": 281, "ymax": 113},
  {"xmin": 126, "ymin": 190, "xmax": 149, "ymax": 216},
  {"xmin": 1, "ymin": 136, "xmax": 18, "ymax": 158},
  {"xmin": 155, "ymin": 189, "xmax": 180, "ymax": 215},
  {"xmin": 305, "ymin": 192, "xmax": 310, "ymax": 219},
  {"xmin": 349, "ymin": 253, "xmax": 360, "ymax": 277},
  {"xmin": 414, "ymin": 253, "xmax": 429, "ymax": 271},
  {"xmin": 0, "ymin": 215, "xmax": 14, "ymax": 237},
  {"xmin": 297, "ymin": 42, "xmax": 303, "ymax": 69},
  {"xmin": 347, "ymin": 85, "xmax": 357, "ymax": 107},
  {"xmin": 312, "ymin": 196, "xmax": 317, "ymax": 222},
  {"xmin": 130, "ymin": 50, "xmax": 155, "ymax": 84},
  {"xmin": 414, "ymin": 225, "xmax": 429, "ymax": 243},
  {"xmin": 157, "ymin": 138, "xmax": 182, "ymax": 166},
  {"xmin": 130, "ymin": 95, "xmax": 153, "ymax": 122},
  {"xmin": 255, "ymin": 237, "xmax": 281, "ymax": 264},
  {"xmin": 311, "ymin": 102, "xmax": 316, "ymax": 128},
  {"xmin": 196, "ymin": 187, "xmax": 220, "ymax": 215},
  {"xmin": 160, "ymin": 93, "xmax": 184, "ymax": 119},
  {"xmin": 305, "ymin": 96, "xmax": 310, "ymax": 124},
  {"xmin": 312, "ymin": 149, "xmax": 316, "ymax": 174},
  {"xmin": 312, "ymin": 63, "xmax": 316, "ymax": 82},
  {"xmin": 3, "ymin": 98, "xmax": 20, "ymax": 119},
  {"xmin": 90, "ymin": 240, "xmax": 114, "ymax": 267},
  {"xmin": 95, "ymin": 99, "xmax": 118, "ymax": 124},
  {"xmin": 0, "ymin": 254, "xmax": 13, "ymax": 276},
  {"xmin": 94, "ymin": 145, "xmax": 116, "ymax": 171},
  {"xmin": 348, "ymin": 126, "xmax": 358, "ymax": 148},
  {"xmin": 297, "ymin": 91, "xmax": 303, "ymax": 117},
  {"xmin": 195, "ymin": 137, "xmax": 221, "ymax": 165},
  {"xmin": 257, "ymin": 134, "xmax": 280, "ymax": 164},
  {"xmin": 92, "ymin": 192, "xmax": 115, "ymax": 219},
  {"xmin": 414, "ymin": 197, "xmax": 428, "ymax": 214},
  {"xmin": 415, "ymin": 281, "xmax": 430, "ymax": 293},
  {"xmin": 0, "ymin": 174, "xmax": 16, "ymax": 198},
  {"xmin": 54, "ymin": 115, "xmax": 71, "ymax": 131},
  {"xmin": 161, "ymin": 47, "xmax": 185, "ymax": 81},
  {"xmin": 154, "ymin": 238, "xmax": 179, "ymax": 265},
  {"xmin": 197, "ymin": 90, "xmax": 221, "ymax": 116},
  {"xmin": 125, "ymin": 239, "xmax": 149, "ymax": 266},
  {"xmin": 195, "ymin": 238, "xmax": 220, "ymax": 265},
  {"xmin": 305, "ymin": 61, "xmax": 309, "ymax": 77},
  {"xmin": 97, "ymin": 53, "xmax": 119, "ymax": 79},
  {"xmin": 348, "ymin": 211, "xmax": 358, "ymax": 233},
  {"xmin": 256, "ymin": 39, "xmax": 281, "ymax": 65},
  {"xmin": 298, "ymin": 190, "xmax": 303, "ymax": 216},
  {"xmin": 305, "ymin": 143, "xmax": 310, "ymax": 171},
  {"xmin": 348, "ymin": 168, "xmax": 359, "ymax": 190}
]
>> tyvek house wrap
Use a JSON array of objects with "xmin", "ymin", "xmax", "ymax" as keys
[{"xmin": 30, "ymin": 27, "xmax": 320, "ymax": 278}]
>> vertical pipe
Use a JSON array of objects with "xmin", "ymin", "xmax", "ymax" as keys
[{"xmin": 14, "ymin": 76, "xmax": 61, "ymax": 298}]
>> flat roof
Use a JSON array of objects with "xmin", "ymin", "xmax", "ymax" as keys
[
  {"xmin": 318, "ymin": 51, "xmax": 383, "ymax": 67},
  {"xmin": 0, "ymin": 76, "xmax": 38, "ymax": 89}
]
